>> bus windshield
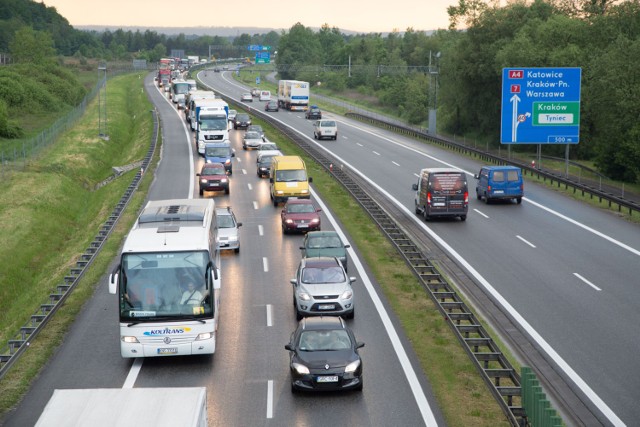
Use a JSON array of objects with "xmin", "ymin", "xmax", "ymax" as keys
[
  {"xmin": 118, "ymin": 250, "xmax": 213, "ymax": 321},
  {"xmin": 173, "ymin": 83, "xmax": 190, "ymax": 95}
]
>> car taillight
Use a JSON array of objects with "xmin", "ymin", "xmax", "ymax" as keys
[
  {"xmin": 427, "ymin": 192, "xmax": 432, "ymax": 206},
  {"xmin": 464, "ymin": 191, "xmax": 469, "ymax": 203}
]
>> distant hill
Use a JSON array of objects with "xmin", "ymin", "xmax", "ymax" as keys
[{"xmin": 74, "ymin": 25, "xmax": 403, "ymax": 37}]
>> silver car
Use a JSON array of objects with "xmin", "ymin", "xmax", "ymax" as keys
[
  {"xmin": 242, "ymin": 131, "xmax": 264, "ymax": 150},
  {"xmin": 216, "ymin": 207, "xmax": 242, "ymax": 253},
  {"xmin": 290, "ymin": 257, "xmax": 355, "ymax": 320}
]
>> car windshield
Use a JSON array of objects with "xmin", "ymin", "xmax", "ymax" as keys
[
  {"xmin": 287, "ymin": 203, "xmax": 315, "ymax": 214},
  {"xmin": 302, "ymin": 266, "xmax": 345, "ymax": 284},
  {"xmin": 217, "ymin": 215, "xmax": 236, "ymax": 228},
  {"xmin": 276, "ymin": 169, "xmax": 307, "ymax": 182},
  {"xmin": 245, "ymin": 132, "xmax": 261, "ymax": 140},
  {"xmin": 205, "ymin": 147, "xmax": 229, "ymax": 157},
  {"xmin": 248, "ymin": 126, "xmax": 263, "ymax": 132},
  {"xmin": 236, "ymin": 115, "xmax": 249, "ymax": 121},
  {"xmin": 308, "ymin": 236, "xmax": 342, "ymax": 249},
  {"xmin": 260, "ymin": 144, "xmax": 278, "ymax": 150},
  {"xmin": 298, "ymin": 330, "xmax": 351, "ymax": 351},
  {"xmin": 259, "ymin": 156, "xmax": 274, "ymax": 165},
  {"xmin": 202, "ymin": 166, "xmax": 225, "ymax": 175},
  {"xmin": 321, "ymin": 121, "xmax": 336, "ymax": 127}
]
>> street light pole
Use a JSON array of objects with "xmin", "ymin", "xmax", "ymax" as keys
[{"xmin": 428, "ymin": 51, "xmax": 440, "ymax": 135}]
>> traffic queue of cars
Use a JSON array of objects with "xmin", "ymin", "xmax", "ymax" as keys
[{"xmin": 171, "ymin": 77, "xmax": 364, "ymax": 393}]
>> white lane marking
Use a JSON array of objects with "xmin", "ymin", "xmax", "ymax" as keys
[
  {"xmin": 247, "ymin": 183, "xmax": 253, "ymax": 190},
  {"xmin": 266, "ymin": 380, "xmax": 274, "ymax": 418},
  {"xmin": 356, "ymin": 142, "xmax": 364, "ymax": 147},
  {"xmin": 241, "ymin": 168, "xmax": 247, "ymax": 175},
  {"xmin": 516, "ymin": 235, "xmax": 536, "ymax": 248},
  {"xmin": 574, "ymin": 273, "xmax": 602, "ymax": 291},
  {"xmin": 263, "ymin": 257, "xmax": 269, "ymax": 272},
  {"xmin": 266, "ymin": 304, "xmax": 273, "ymax": 327},
  {"xmin": 253, "ymin": 201, "xmax": 259, "ymax": 210},
  {"xmin": 122, "ymin": 358, "xmax": 143, "ymax": 388},
  {"xmin": 258, "ymin": 224, "xmax": 264, "ymax": 236},
  {"xmin": 372, "ymin": 151, "xmax": 381, "ymax": 156},
  {"xmin": 474, "ymin": 209, "xmax": 489, "ymax": 219},
  {"xmin": 392, "ymin": 161, "xmax": 400, "ymax": 167}
]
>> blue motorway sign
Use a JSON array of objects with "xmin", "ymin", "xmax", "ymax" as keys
[
  {"xmin": 248, "ymin": 45, "xmax": 272, "ymax": 51},
  {"xmin": 255, "ymin": 52, "xmax": 270, "ymax": 64},
  {"xmin": 501, "ymin": 68, "xmax": 581, "ymax": 144}
]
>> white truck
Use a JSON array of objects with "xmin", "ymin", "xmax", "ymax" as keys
[
  {"xmin": 187, "ymin": 55, "xmax": 200, "ymax": 67},
  {"xmin": 195, "ymin": 99, "xmax": 229, "ymax": 155},
  {"xmin": 278, "ymin": 80, "xmax": 310, "ymax": 111},
  {"xmin": 187, "ymin": 90, "xmax": 216, "ymax": 127},
  {"xmin": 36, "ymin": 387, "xmax": 208, "ymax": 427}
]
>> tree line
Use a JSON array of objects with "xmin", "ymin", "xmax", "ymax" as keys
[{"xmin": 1, "ymin": 0, "xmax": 638, "ymax": 182}]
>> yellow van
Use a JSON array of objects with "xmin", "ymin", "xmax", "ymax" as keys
[{"xmin": 270, "ymin": 156, "xmax": 313, "ymax": 206}]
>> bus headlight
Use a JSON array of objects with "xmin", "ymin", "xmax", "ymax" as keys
[
  {"xmin": 196, "ymin": 332, "xmax": 213, "ymax": 341},
  {"xmin": 122, "ymin": 336, "xmax": 139, "ymax": 343}
]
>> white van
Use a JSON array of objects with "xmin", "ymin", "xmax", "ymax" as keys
[
  {"xmin": 259, "ymin": 90, "xmax": 271, "ymax": 101},
  {"xmin": 313, "ymin": 119, "xmax": 338, "ymax": 140}
]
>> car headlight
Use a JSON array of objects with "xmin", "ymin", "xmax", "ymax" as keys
[
  {"xmin": 300, "ymin": 189, "xmax": 309, "ymax": 194},
  {"xmin": 285, "ymin": 219, "xmax": 294, "ymax": 224},
  {"xmin": 200, "ymin": 178, "xmax": 208, "ymax": 184},
  {"xmin": 292, "ymin": 362, "xmax": 310, "ymax": 375},
  {"xmin": 298, "ymin": 292, "xmax": 311, "ymax": 301},
  {"xmin": 345, "ymin": 359, "xmax": 360, "ymax": 373},
  {"xmin": 224, "ymin": 159, "xmax": 231, "ymax": 165},
  {"xmin": 276, "ymin": 190, "xmax": 284, "ymax": 196},
  {"xmin": 122, "ymin": 336, "xmax": 139, "ymax": 344},
  {"xmin": 310, "ymin": 218, "xmax": 319, "ymax": 224},
  {"xmin": 341, "ymin": 290, "xmax": 353, "ymax": 300},
  {"xmin": 221, "ymin": 178, "xmax": 228, "ymax": 183},
  {"xmin": 206, "ymin": 159, "xmax": 212, "ymax": 163}
]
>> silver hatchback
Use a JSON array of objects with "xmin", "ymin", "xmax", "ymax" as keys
[{"xmin": 290, "ymin": 257, "xmax": 355, "ymax": 320}]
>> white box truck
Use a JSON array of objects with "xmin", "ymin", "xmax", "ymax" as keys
[
  {"xmin": 278, "ymin": 80, "xmax": 310, "ymax": 111},
  {"xmin": 195, "ymin": 99, "xmax": 229, "ymax": 155},
  {"xmin": 36, "ymin": 387, "xmax": 208, "ymax": 427}
]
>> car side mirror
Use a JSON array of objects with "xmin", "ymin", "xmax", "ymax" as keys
[
  {"xmin": 285, "ymin": 343, "xmax": 294, "ymax": 351},
  {"xmin": 299, "ymin": 246, "xmax": 305, "ymax": 250},
  {"xmin": 349, "ymin": 277, "xmax": 356, "ymax": 283},
  {"xmin": 356, "ymin": 342, "xmax": 365, "ymax": 349},
  {"xmin": 412, "ymin": 183, "xmax": 418, "ymax": 191},
  {"xmin": 308, "ymin": 177, "xmax": 313, "ymax": 183},
  {"xmin": 196, "ymin": 173, "xmax": 201, "ymax": 176},
  {"xmin": 237, "ymin": 222, "xmax": 243, "ymax": 227},
  {"xmin": 474, "ymin": 174, "xmax": 479, "ymax": 179},
  {"xmin": 344, "ymin": 244, "xmax": 351, "ymax": 249},
  {"xmin": 290, "ymin": 279, "xmax": 297, "ymax": 286}
]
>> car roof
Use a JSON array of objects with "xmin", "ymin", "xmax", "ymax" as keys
[
  {"xmin": 215, "ymin": 206, "xmax": 234, "ymax": 215},
  {"xmin": 300, "ymin": 316, "xmax": 345, "ymax": 330},
  {"xmin": 482, "ymin": 165, "xmax": 521, "ymax": 171},
  {"xmin": 301, "ymin": 257, "xmax": 340, "ymax": 268},
  {"xmin": 305, "ymin": 230, "xmax": 339, "ymax": 238},
  {"xmin": 286, "ymin": 198, "xmax": 314, "ymax": 205},
  {"xmin": 201, "ymin": 162, "xmax": 225, "ymax": 170}
]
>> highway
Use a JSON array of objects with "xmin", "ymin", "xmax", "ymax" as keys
[
  {"xmin": 5, "ymin": 73, "xmax": 444, "ymax": 426},
  {"xmin": 205, "ymin": 70, "xmax": 639, "ymax": 426},
  {"xmin": 6, "ymin": 67, "xmax": 638, "ymax": 426}
]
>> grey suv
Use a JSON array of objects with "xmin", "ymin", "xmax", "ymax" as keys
[
  {"xmin": 290, "ymin": 257, "xmax": 355, "ymax": 320},
  {"xmin": 216, "ymin": 207, "xmax": 242, "ymax": 253}
]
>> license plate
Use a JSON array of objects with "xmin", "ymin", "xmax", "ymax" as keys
[
  {"xmin": 297, "ymin": 224, "xmax": 309, "ymax": 228},
  {"xmin": 494, "ymin": 190, "xmax": 504, "ymax": 194},
  {"xmin": 317, "ymin": 376, "xmax": 339, "ymax": 383},
  {"xmin": 318, "ymin": 304, "xmax": 335, "ymax": 310},
  {"xmin": 157, "ymin": 347, "xmax": 178, "ymax": 355},
  {"xmin": 433, "ymin": 202, "xmax": 445, "ymax": 207}
]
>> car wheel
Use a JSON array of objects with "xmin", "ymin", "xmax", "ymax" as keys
[
  {"xmin": 346, "ymin": 308, "xmax": 355, "ymax": 319},
  {"xmin": 225, "ymin": 187, "xmax": 230, "ymax": 195},
  {"xmin": 313, "ymin": 132, "xmax": 317, "ymax": 140},
  {"xmin": 333, "ymin": 135, "xmax": 337, "ymax": 140},
  {"xmin": 234, "ymin": 247, "xmax": 240, "ymax": 254},
  {"xmin": 484, "ymin": 193, "xmax": 490, "ymax": 204},
  {"xmin": 199, "ymin": 188, "xmax": 204, "ymax": 196},
  {"xmin": 273, "ymin": 199, "xmax": 279, "ymax": 207},
  {"xmin": 414, "ymin": 202, "xmax": 420, "ymax": 215},
  {"xmin": 516, "ymin": 197, "xmax": 522, "ymax": 204},
  {"xmin": 291, "ymin": 382, "xmax": 298, "ymax": 394},
  {"xmin": 423, "ymin": 207, "xmax": 430, "ymax": 222},
  {"xmin": 460, "ymin": 215, "xmax": 467, "ymax": 221},
  {"xmin": 354, "ymin": 379, "xmax": 363, "ymax": 391},
  {"xmin": 282, "ymin": 223, "xmax": 288, "ymax": 234},
  {"xmin": 296, "ymin": 308, "xmax": 303, "ymax": 321},
  {"xmin": 476, "ymin": 190, "xmax": 481, "ymax": 200}
]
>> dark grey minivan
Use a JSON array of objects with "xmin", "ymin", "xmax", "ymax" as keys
[{"xmin": 412, "ymin": 168, "xmax": 468, "ymax": 221}]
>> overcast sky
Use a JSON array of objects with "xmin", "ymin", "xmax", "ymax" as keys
[{"xmin": 42, "ymin": 0, "xmax": 457, "ymax": 33}]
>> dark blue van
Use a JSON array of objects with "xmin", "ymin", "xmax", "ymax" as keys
[
  {"xmin": 474, "ymin": 166, "xmax": 523, "ymax": 204},
  {"xmin": 204, "ymin": 142, "xmax": 234, "ymax": 174}
]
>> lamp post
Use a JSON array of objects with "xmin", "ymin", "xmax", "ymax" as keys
[
  {"xmin": 97, "ymin": 64, "xmax": 109, "ymax": 140},
  {"xmin": 428, "ymin": 51, "xmax": 440, "ymax": 135}
]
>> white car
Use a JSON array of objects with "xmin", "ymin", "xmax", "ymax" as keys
[
  {"xmin": 240, "ymin": 93, "xmax": 253, "ymax": 102},
  {"xmin": 216, "ymin": 207, "xmax": 242, "ymax": 253},
  {"xmin": 313, "ymin": 119, "xmax": 338, "ymax": 140},
  {"xmin": 228, "ymin": 109, "xmax": 237, "ymax": 122}
]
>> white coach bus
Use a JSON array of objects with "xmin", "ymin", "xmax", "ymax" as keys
[{"xmin": 109, "ymin": 199, "xmax": 221, "ymax": 358}]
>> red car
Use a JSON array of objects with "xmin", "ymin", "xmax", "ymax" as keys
[
  {"xmin": 196, "ymin": 162, "xmax": 229, "ymax": 195},
  {"xmin": 281, "ymin": 199, "xmax": 321, "ymax": 234}
]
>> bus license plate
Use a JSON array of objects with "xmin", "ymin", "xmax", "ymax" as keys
[
  {"xmin": 158, "ymin": 347, "xmax": 178, "ymax": 355},
  {"xmin": 317, "ymin": 376, "xmax": 339, "ymax": 383}
]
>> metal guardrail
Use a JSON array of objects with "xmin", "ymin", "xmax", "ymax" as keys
[
  {"xmin": 345, "ymin": 112, "xmax": 640, "ymax": 217},
  {"xmin": 0, "ymin": 110, "xmax": 159, "ymax": 380}
]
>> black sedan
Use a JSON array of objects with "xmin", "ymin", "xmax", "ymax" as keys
[
  {"xmin": 285, "ymin": 316, "xmax": 364, "ymax": 393},
  {"xmin": 305, "ymin": 105, "xmax": 322, "ymax": 120}
]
